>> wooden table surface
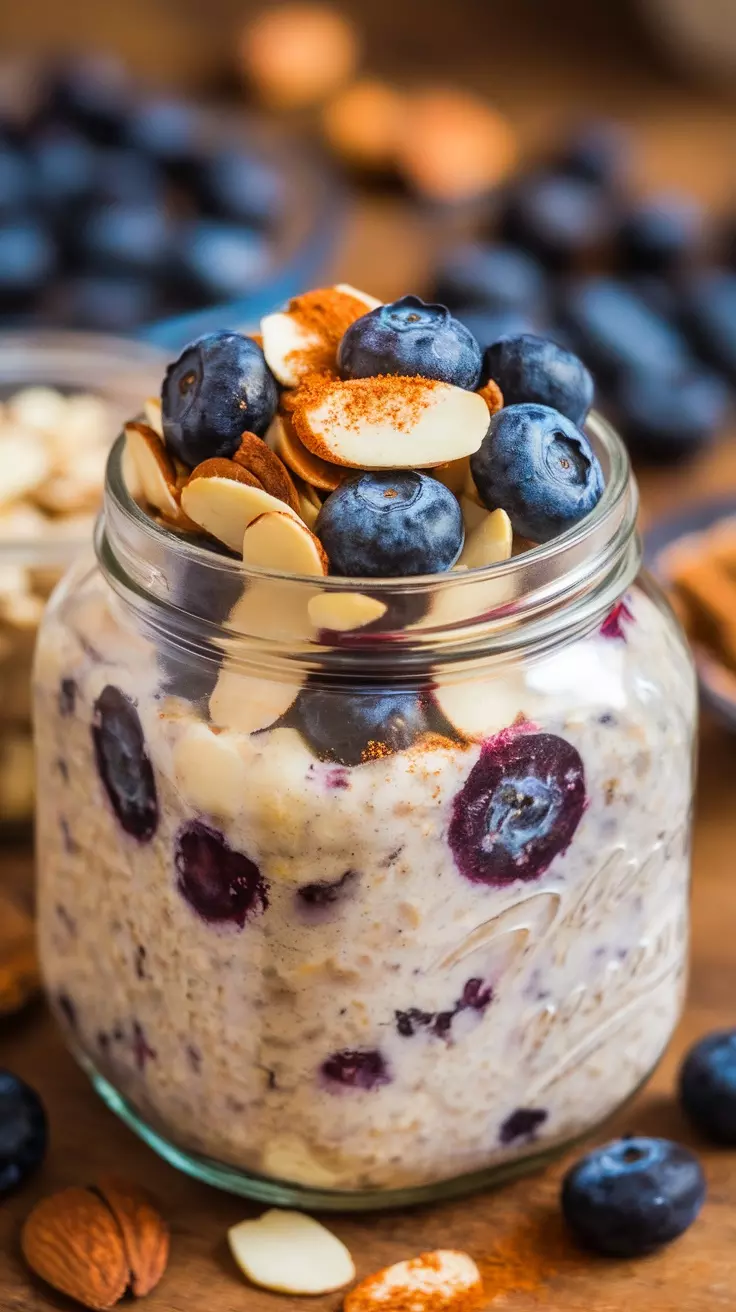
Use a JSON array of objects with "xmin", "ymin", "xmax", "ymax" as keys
[{"xmin": 2, "ymin": 81, "xmax": 736, "ymax": 1309}]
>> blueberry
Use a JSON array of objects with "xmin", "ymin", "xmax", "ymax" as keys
[
  {"xmin": 432, "ymin": 243, "xmax": 546, "ymax": 315},
  {"xmin": 31, "ymin": 128, "xmax": 97, "ymax": 214},
  {"xmin": 174, "ymin": 820, "xmax": 268, "ymax": 928},
  {"xmin": 678, "ymin": 269, "xmax": 736, "ymax": 382},
  {"xmin": 554, "ymin": 119, "xmax": 629, "ymax": 189},
  {"xmin": 499, "ymin": 1107, "xmax": 547, "ymax": 1144},
  {"xmin": 482, "ymin": 334, "xmax": 593, "ymax": 426},
  {"xmin": 561, "ymin": 1136, "xmax": 706, "ymax": 1257},
  {"xmin": 79, "ymin": 200, "xmax": 173, "ymax": 276},
  {"xmin": 297, "ymin": 869, "xmax": 359, "ymax": 913},
  {"xmin": 0, "ymin": 1070, "xmax": 47, "ymax": 1198},
  {"xmin": 448, "ymin": 728, "xmax": 586, "ymax": 886},
  {"xmin": 161, "ymin": 330, "xmax": 277, "ymax": 468},
  {"xmin": 317, "ymin": 471, "xmax": 464, "ymax": 578},
  {"xmin": 617, "ymin": 193, "xmax": 704, "ymax": 274},
  {"xmin": 338, "ymin": 295, "xmax": 482, "ymax": 390},
  {"xmin": 396, "ymin": 976, "xmax": 492, "ymax": 1041},
  {"xmin": 93, "ymin": 148, "xmax": 166, "ymax": 206},
  {"xmin": 195, "ymin": 147, "xmax": 285, "ymax": 228},
  {"xmin": 321, "ymin": 1049, "xmax": 390, "ymax": 1091},
  {"xmin": 616, "ymin": 367, "xmax": 728, "ymax": 462},
  {"xmin": 291, "ymin": 684, "xmax": 452, "ymax": 767},
  {"xmin": 455, "ymin": 307, "xmax": 546, "ymax": 353},
  {"xmin": 560, "ymin": 278, "xmax": 692, "ymax": 385},
  {"xmin": 499, "ymin": 173, "xmax": 610, "ymax": 270},
  {"xmin": 600, "ymin": 598, "xmax": 634, "ymax": 641},
  {"xmin": 175, "ymin": 219, "xmax": 268, "ymax": 303},
  {"xmin": 471, "ymin": 403, "xmax": 603, "ymax": 543},
  {"xmin": 46, "ymin": 274, "xmax": 160, "ymax": 332},
  {"xmin": 0, "ymin": 220, "xmax": 56, "ymax": 312},
  {"xmin": 679, "ymin": 1030, "xmax": 736, "ymax": 1143},
  {"xmin": 125, "ymin": 96, "xmax": 204, "ymax": 178},
  {"xmin": 91, "ymin": 685, "xmax": 158, "ymax": 841},
  {"xmin": 0, "ymin": 143, "xmax": 33, "ymax": 216},
  {"xmin": 40, "ymin": 54, "xmax": 131, "ymax": 144}
]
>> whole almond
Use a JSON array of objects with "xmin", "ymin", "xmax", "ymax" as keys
[
  {"xmin": 96, "ymin": 1176, "xmax": 169, "ymax": 1297},
  {"xmin": 22, "ymin": 1186, "xmax": 129, "ymax": 1310}
]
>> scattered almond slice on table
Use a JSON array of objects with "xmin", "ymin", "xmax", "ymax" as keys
[
  {"xmin": 242, "ymin": 510, "xmax": 329, "ymax": 576},
  {"xmin": 261, "ymin": 285, "xmax": 379, "ymax": 386},
  {"xmin": 228, "ymin": 1208, "xmax": 355, "ymax": 1295},
  {"xmin": 181, "ymin": 460, "xmax": 302, "ymax": 553},
  {"xmin": 345, "ymin": 1250, "xmax": 483, "ymax": 1312},
  {"xmin": 292, "ymin": 377, "xmax": 490, "ymax": 469}
]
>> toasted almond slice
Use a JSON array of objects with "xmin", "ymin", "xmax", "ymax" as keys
[
  {"xmin": 308, "ymin": 591, "xmax": 387, "ymax": 632},
  {"xmin": 0, "ymin": 433, "xmax": 50, "ymax": 506},
  {"xmin": 242, "ymin": 510, "xmax": 329, "ymax": 576},
  {"xmin": 228, "ymin": 1209, "xmax": 355, "ymax": 1296},
  {"xmin": 459, "ymin": 494, "xmax": 487, "ymax": 534},
  {"xmin": 297, "ymin": 489, "xmax": 319, "ymax": 528},
  {"xmin": 477, "ymin": 377, "xmax": 504, "ymax": 415},
  {"xmin": 172, "ymin": 722, "xmax": 250, "ymax": 817},
  {"xmin": 266, "ymin": 414, "xmax": 347, "ymax": 492},
  {"xmin": 234, "ymin": 431, "xmax": 301, "ymax": 513},
  {"xmin": 458, "ymin": 508, "xmax": 512, "ymax": 569},
  {"xmin": 463, "ymin": 464, "xmax": 483, "ymax": 505},
  {"xmin": 293, "ymin": 377, "xmax": 489, "ymax": 469},
  {"xmin": 433, "ymin": 456, "xmax": 470, "ymax": 495},
  {"xmin": 124, "ymin": 420, "xmax": 179, "ymax": 518},
  {"xmin": 143, "ymin": 395, "xmax": 164, "ymax": 439},
  {"xmin": 345, "ymin": 1251, "xmax": 482, "ymax": 1312},
  {"xmin": 210, "ymin": 668, "xmax": 301, "ymax": 734},
  {"xmin": 261, "ymin": 286, "xmax": 377, "ymax": 386},
  {"xmin": 182, "ymin": 466, "xmax": 300, "ymax": 553}
]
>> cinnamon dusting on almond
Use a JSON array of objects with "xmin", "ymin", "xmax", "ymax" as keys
[
  {"xmin": 293, "ymin": 375, "xmax": 441, "ymax": 466},
  {"xmin": 477, "ymin": 378, "xmax": 504, "ymax": 416},
  {"xmin": 285, "ymin": 287, "xmax": 371, "ymax": 376}
]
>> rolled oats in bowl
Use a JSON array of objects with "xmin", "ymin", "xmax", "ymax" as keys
[{"xmin": 0, "ymin": 332, "xmax": 165, "ymax": 828}]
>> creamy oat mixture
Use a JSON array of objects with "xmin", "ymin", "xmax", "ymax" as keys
[{"xmin": 35, "ymin": 567, "xmax": 694, "ymax": 1191}]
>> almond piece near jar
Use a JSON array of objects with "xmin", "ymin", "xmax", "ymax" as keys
[
  {"xmin": 233, "ymin": 431, "xmax": 301, "ymax": 513},
  {"xmin": 228, "ymin": 1208, "xmax": 355, "ymax": 1295},
  {"xmin": 261, "ymin": 285, "xmax": 380, "ymax": 387},
  {"xmin": 123, "ymin": 421, "xmax": 180, "ymax": 519},
  {"xmin": 457, "ymin": 508, "xmax": 513, "ymax": 569},
  {"xmin": 181, "ymin": 459, "xmax": 301, "ymax": 554},
  {"xmin": 266, "ymin": 414, "xmax": 348, "ymax": 492},
  {"xmin": 307, "ymin": 590, "xmax": 387, "ymax": 632},
  {"xmin": 292, "ymin": 376, "xmax": 490, "ymax": 468},
  {"xmin": 22, "ymin": 1186, "xmax": 130, "ymax": 1311},
  {"xmin": 96, "ymin": 1176, "xmax": 170, "ymax": 1299},
  {"xmin": 0, "ymin": 430, "xmax": 50, "ymax": 507},
  {"xmin": 345, "ymin": 1250, "xmax": 483, "ymax": 1312},
  {"xmin": 210, "ymin": 666, "xmax": 302, "ymax": 734},
  {"xmin": 242, "ymin": 510, "xmax": 329, "ymax": 576}
]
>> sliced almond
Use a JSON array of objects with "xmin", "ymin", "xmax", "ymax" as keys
[
  {"xmin": 463, "ymin": 464, "xmax": 483, "ymax": 506},
  {"xmin": 21, "ymin": 1186, "xmax": 130, "ymax": 1311},
  {"xmin": 345, "ymin": 1251, "xmax": 483, "ymax": 1312},
  {"xmin": 266, "ymin": 414, "xmax": 347, "ymax": 492},
  {"xmin": 297, "ymin": 489, "xmax": 319, "ymax": 528},
  {"xmin": 124, "ymin": 421, "xmax": 179, "ymax": 518},
  {"xmin": 434, "ymin": 674, "xmax": 526, "ymax": 739},
  {"xmin": 293, "ymin": 377, "xmax": 489, "ymax": 469},
  {"xmin": 143, "ymin": 396, "xmax": 164, "ymax": 440},
  {"xmin": 34, "ymin": 445, "xmax": 108, "ymax": 515},
  {"xmin": 0, "ymin": 432, "xmax": 50, "ymax": 506},
  {"xmin": 459, "ymin": 494, "xmax": 487, "ymax": 534},
  {"xmin": 308, "ymin": 591, "xmax": 387, "ymax": 632},
  {"xmin": 261, "ymin": 286, "xmax": 377, "ymax": 387},
  {"xmin": 458, "ymin": 508, "xmax": 513, "ymax": 569},
  {"xmin": 209, "ymin": 666, "xmax": 301, "ymax": 733},
  {"xmin": 242, "ymin": 510, "xmax": 329, "ymax": 576},
  {"xmin": 433, "ymin": 456, "xmax": 470, "ymax": 496},
  {"xmin": 172, "ymin": 722, "xmax": 250, "ymax": 817},
  {"xmin": 233, "ymin": 431, "xmax": 301, "ymax": 513},
  {"xmin": 333, "ymin": 283, "xmax": 382, "ymax": 310},
  {"xmin": 96, "ymin": 1176, "xmax": 169, "ymax": 1298},
  {"xmin": 228, "ymin": 1209, "xmax": 355, "ymax": 1296},
  {"xmin": 181, "ymin": 461, "xmax": 300, "ymax": 553},
  {"xmin": 7, "ymin": 386, "xmax": 68, "ymax": 433},
  {"xmin": 477, "ymin": 377, "xmax": 504, "ymax": 416}
]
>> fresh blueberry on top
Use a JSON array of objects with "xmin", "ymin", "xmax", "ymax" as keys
[
  {"xmin": 432, "ymin": 243, "xmax": 546, "ymax": 315},
  {"xmin": 482, "ymin": 334, "xmax": 593, "ymax": 426},
  {"xmin": 561, "ymin": 1136, "xmax": 706, "ymax": 1257},
  {"xmin": 91, "ymin": 685, "xmax": 158, "ymax": 842},
  {"xmin": 499, "ymin": 173, "xmax": 610, "ymax": 271},
  {"xmin": 616, "ymin": 367, "xmax": 728, "ymax": 463},
  {"xmin": 161, "ymin": 330, "xmax": 278, "ymax": 467},
  {"xmin": 678, "ymin": 269, "xmax": 736, "ymax": 382},
  {"xmin": 448, "ymin": 728, "xmax": 586, "ymax": 886},
  {"xmin": 321, "ymin": 1049, "xmax": 390, "ymax": 1091},
  {"xmin": 0, "ymin": 1070, "xmax": 47, "ymax": 1198},
  {"xmin": 679, "ymin": 1030, "xmax": 736, "ymax": 1144},
  {"xmin": 560, "ymin": 278, "xmax": 691, "ymax": 385},
  {"xmin": 175, "ymin": 820, "xmax": 268, "ymax": 928},
  {"xmin": 291, "ymin": 684, "xmax": 451, "ymax": 768},
  {"xmin": 316, "ymin": 471, "xmax": 464, "ymax": 578},
  {"xmin": 338, "ymin": 294, "xmax": 482, "ymax": 391},
  {"xmin": 617, "ymin": 193, "xmax": 704, "ymax": 274},
  {"xmin": 471, "ymin": 403, "xmax": 604, "ymax": 543}
]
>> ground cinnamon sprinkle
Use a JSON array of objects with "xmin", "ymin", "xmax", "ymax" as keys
[
  {"xmin": 285, "ymin": 286, "xmax": 371, "ymax": 376},
  {"xmin": 291, "ymin": 374, "xmax": 441, "ymax": 465},
  {"xmin": 477, "ymin": 1207, "xmax": 585, "ymax": 1302}
]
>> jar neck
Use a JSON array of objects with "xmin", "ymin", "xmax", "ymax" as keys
[{"xmin": 97, "ymin": 411, "xmax": 640, "ymax": 677}]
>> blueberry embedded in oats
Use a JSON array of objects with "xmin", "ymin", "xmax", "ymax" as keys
[
  {"xmin": 132, "ymin": 1020, "xmax": 156, "ymax": 1071},
  {"xmin": 321, "ymin": 1049, "xmax": 390, "ymax": 1091},
  {"xmin": 91, "ymin": 686, "xmax": 158, "ymax": 841},
  {"xmin": 499, "ymin": 1107, "xmax": 547, "ymax": 1144},
  {"xmin": 448, "ymin": 728, "xmax": 586, "ymax": 886},
  {"xmin": 0, "ymin": 1070, "xmax": 48, "ymax": 1198},
  {"xmin": 316, "ymin": 471, "xmax": 464, "ymax": 577},
  {"xmin": 174, "ymin": 820, "xmax": 268, "ymax": 928},
  {"xmin": 395, "ymin": 976, "xmax": 493, "ymax": 1041},
  {"xmin": 296, "ymin": 869, "xmax": 359, "ymax": 914},
  {"xmin": 600, "ymin": 598, "xmax": 634, "ymax": 641},
  {"xmin": 338, "ymin": 295, "xmax": 482, "ymax": 390},
  {"xmin": 561, "ymin": 1136, "xmax": 706, "ymax": 1257}
]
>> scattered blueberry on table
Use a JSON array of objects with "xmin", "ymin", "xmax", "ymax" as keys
[
  {"xmin": 0, "ymin": 1070, "xmax": 47, "ymax": 1198},
  {"xmin": 679, "ymin": 1029, "xmax": 736, "ymax": 1144}
]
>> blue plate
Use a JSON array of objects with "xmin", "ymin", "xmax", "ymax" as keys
[{"xmin": 645, "ymin": 496, "xmax": 736, "ymax": 729}]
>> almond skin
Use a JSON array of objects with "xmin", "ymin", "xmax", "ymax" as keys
[
  {"xmin": 22, "ymin": 1186, "xmax": 129, "ymax": 1310},
  {"xmin": 233, "ymin": 431, "xmax": 301, "ymax": 513},
  {"xmin": 186, "ymin": 457, "xmax": 264, "ymax": 489},
  {"xmin": 96, "ymin": 1176, "xmax": 169, "ymax": 1298}
]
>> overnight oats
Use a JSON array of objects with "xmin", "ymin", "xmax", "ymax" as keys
[{"xmin": 33, "ymin": 287, "xmax": 696, "ymax": 1208}]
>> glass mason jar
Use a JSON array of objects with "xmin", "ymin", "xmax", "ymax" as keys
[{"xmin": 34, "ymin": 413, "xmax": 696, "ymax": 1211}]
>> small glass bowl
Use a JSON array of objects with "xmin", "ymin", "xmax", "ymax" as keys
[{"xmin": 0, "ymin": 330, "xmax": 166, "ymax": 832}]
